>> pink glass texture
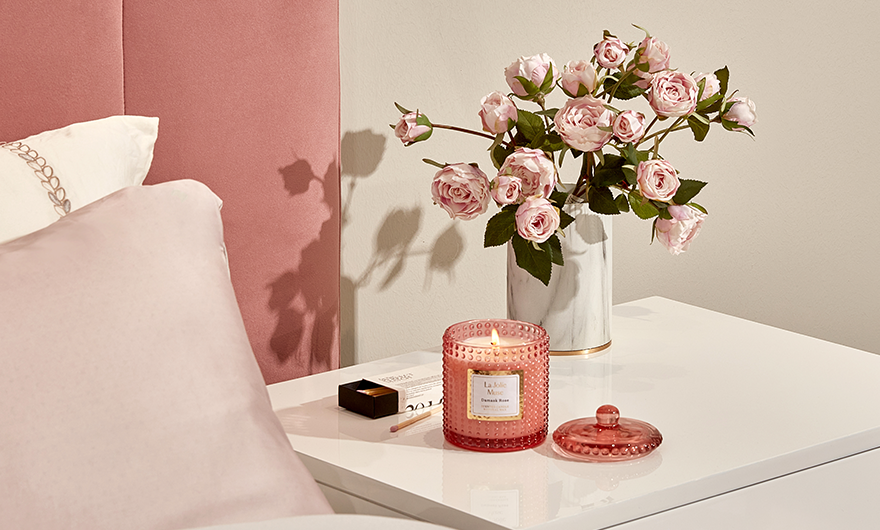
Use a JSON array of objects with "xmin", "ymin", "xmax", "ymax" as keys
[
  {"xmin": 442, "ymin": 319, "xmax": 549, "ymax": 452},
  {"xmin": 552, "ymin": 404, "xmax": 662, "ymax": 462}
]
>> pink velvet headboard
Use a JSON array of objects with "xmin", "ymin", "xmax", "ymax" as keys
[{"xmin": 0, "ymin": 1, "xmax": 340, "ymax": 383}]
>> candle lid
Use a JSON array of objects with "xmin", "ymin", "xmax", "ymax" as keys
[{"xmin": 552, "ymin": 404, "xmax": 662, "ymax": 462}]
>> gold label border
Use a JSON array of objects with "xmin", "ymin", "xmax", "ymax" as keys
[{"xmin": 467, "ymin": 369, "xmax": 524, "ymax": 421}]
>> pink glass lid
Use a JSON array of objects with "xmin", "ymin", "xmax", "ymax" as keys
[{"xmin": 552, "ymin": 404, "xmax": 662, "ymax": 462}]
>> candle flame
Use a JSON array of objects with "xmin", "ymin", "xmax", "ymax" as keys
[{"xmin": 491, "ymin": 328, "xmax": 500, "ymax": 346}]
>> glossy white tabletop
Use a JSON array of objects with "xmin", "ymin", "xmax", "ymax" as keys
[{"xmin": 267, "ymin": 297, "xmax": 880, "ymax": 529}]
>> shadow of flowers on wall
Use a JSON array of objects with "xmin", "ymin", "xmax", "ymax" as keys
[
  {"xmin": 268, "ymin": 158, "xmax": 339, "ymax": 374},
  {"xmin": 340, "ymin": 129, "xmax": 465, "ymax": 365}
]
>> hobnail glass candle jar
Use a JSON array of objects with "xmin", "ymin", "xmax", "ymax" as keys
[{"xmin": 442, "ymin": 319, "xmax": 549, "ymax": 452}]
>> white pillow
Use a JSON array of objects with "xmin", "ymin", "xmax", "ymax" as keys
[
  {"xmin": 0, "ymin": 115, "xmax": 158, "ymax": 243},
  {"xmin": 0, "ymin": 180, "xmax": 332, "ymax": 529}
]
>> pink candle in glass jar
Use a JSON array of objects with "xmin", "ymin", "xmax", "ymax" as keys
[{"xmin": 442, "ymin": 319, "xmax": 549, "ymax": 452}]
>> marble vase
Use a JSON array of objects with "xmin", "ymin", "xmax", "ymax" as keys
[{"xmin": 506, "ymin": 201, "xmax": 612, "ymax": 355}]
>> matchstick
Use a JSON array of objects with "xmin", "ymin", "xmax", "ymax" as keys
[{"xmin": 389, "ymin": 404, "xmax": 443, "ymax": 433}]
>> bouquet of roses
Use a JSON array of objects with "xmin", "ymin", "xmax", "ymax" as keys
[{"xmin": 392, "ymin": 26, "xmax": 756, "ymax": 285}]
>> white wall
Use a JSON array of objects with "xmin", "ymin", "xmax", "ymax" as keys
[{"xmin": 340, "ymin": 0, "xmax": 880, "ymax": 365}]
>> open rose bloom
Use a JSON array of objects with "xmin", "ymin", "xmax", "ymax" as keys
[
  {"xmin": 649, "ymin": 71, "xmax": 698, "ymax": 118},
  {"xmin": 637, "ymin": 159, "xmax": 680, "ymax": 201},
  {"xmin": 655, "ymin": 205, "xmax": 707, "ymax": 255},
  {"xmin": 554, "ymin": 95, "xmax": 614, "ymax": 152},
  {"xmin": 515, "ymin": 196, "xmax": 560, "ymax": 243},
  {"xmin": 613, "ymin": 110, "xmax": 647, "ymax": 144},
  {"xmin": 431, "ymin": 163, "xmax": 491, "ymax": 220},
  {"xmin": 490, "ymin": 175, "xmax": 523, "ymax": 205},
  {"xmin": 594, "ymin": 37, "xmax": 628, "ymax": 69},
  {"xmin": 498, "ymin": 148, "xmax": 557, "ymax": 199}
]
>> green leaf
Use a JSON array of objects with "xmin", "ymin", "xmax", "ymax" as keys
[
  {"xmin": 721, "ymin": 119, "xmax": 754, "ymax": 136},
  {"xmin": 544, "ymin": 132, "xmax": 565, "ymax": 152},
  {"xmin": 632, "ymin": 24, "xmax": 652, "ymax": 39},
  {"xmin": 587, "ymin": 187, "xmax": 621, "ymax": 214},
  {"xmin": 672, "ymin": 179, "xmax": 707, "ymax": 204},
  {"xmin": 603, "ymin": 72, "xmax": 645, "ymax": 100},
  {"xmin": 592, "ymin": 154, "xmax": 626, "ymax": 188},
  {"xmin": 539, "ymin": 64, "xmax": 556, "ymax": 93},
  {"xmin": 628, "ymin": 191, "xmax": 659, "ymax": 219},
  {"xmin": 515, "ymin": 75, "xmax": 540, "ymax": 96},
  {"xmin": 696, "ymin": 92, "xmax": 723, "ymax": 113},
  {"xmin": 557, "ymin": 144, "xmax": 570, "ymax": 167},
  {"xmin": 394, "ymin": 102, "xmax": 412, "ymax": 115},
  {"xmin": 558, "ymin": 208, "xmax": 576, "ymax": 230},
  {"xmin": 516, "ymin": 109, "xmax": 545, "ymax": 142},
  {"xmin": 549, "ymin": 188, "xmax": 570, "ymax": 207},
  {"xmin": 714, "ymin": 66, "xmax": 730, "ymax": 97},
  {"xmin": 658, "ymin": 206, "xmax": 672, "ymax": 220},
  {"xmin": 604, "ymin": 77, "xmax": 645, "ymax": 100},
  {"xmin": 687, "ymin": 114, "xmax": 710, "ymax": 142},
  {"xmin": 529, "ymin": 132, "xmax": 547, "ymax": 150},
  {"xmin": 543, "ymin": 234, "xmax": 564, "ymax": 266},
  {"xmin": 422, "ymin": 158, "xmax": 446, "ymax": 169},
  {"xmin": 622, "ymin": 143, "xmax": 651, "ymax": 166},
  {"xmin": 535, "ymin": 108, "xmax": 559, "ymax": 119},
  {"xmin": 487, "ymin": 132, "xmax": 505, "ymax": 153},
  {"xmin": 491, "ymin": 143, "xmax": 513, "ymax": 170},
  {"xmin": 512, "ymin": 235, "xmax": 552, "ymax": 286},
  {"xmin": 622, "ymin": 165, "xmax": 637, "ymax": 186},
  {"xmin": 483, "ymin": 208, "xmax": 518, "ymax": 247},
  {"xmin": 615, "ymin": 193, "xmax": 630, "ymax": 213},
  {"xmin": 688, "ymin": 202, "xmax": 708, "ymax": 215},
  {"xmin": 603, "ymin": 103, "xmax": 622, "ymax": 114}
]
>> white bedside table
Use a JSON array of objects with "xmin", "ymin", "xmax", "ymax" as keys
[{"xmin": 267, "ymin": 297, "xmax": 880, "ymax": 529}]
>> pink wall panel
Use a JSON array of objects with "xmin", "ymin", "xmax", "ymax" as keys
[
  {"xmin": 123, "ymin": 0, "xmax": 340, "ymax": 383},
  {"xmin": 0, "ymin": 1, "xmax": 124, "ymax": 140}
]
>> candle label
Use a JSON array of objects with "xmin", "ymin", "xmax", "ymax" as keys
[{"xmin": 467, "ymin": 370, "xmax": 524, "ymax": 421}]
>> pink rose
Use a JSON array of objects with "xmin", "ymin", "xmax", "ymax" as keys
[
  {"xmin": 490, "ymin": 175, "xmax": 523, "ymax": 205},
  {"xmin": 649, "ymin": 71, "xmax": 698, "ymax": 118},
  {"xmin": 553, "ymin": 95, "xmax": 615, "ymax": 152},
  {"xmin": 655, "ymin": 205, "xmax": 706, "ymax": 255},
  {"xmin": 561, "ymin": 60, "xmax": 597, "ymax": 97},
  {"xmin": 694, "ymin": 72, "xmax": 721, "ymax": 101},
  {"xmin": 631, "ymin": 37, "xmax": 671, "ymax": 89},
  {"xmin": 594, "ymin": 37, "xmax": 629, "ymax": 69},
  {"xmin": 724, "ymin": 97, "xmax": 757, "ymax": 131},
  {"xmin": 498, "ymin": 148, "xmax": 557, "ymax": 199},
  {"xmin": 431, "ymin": 163, "xmax": 491, "ymax": 220},
  {"xmin": 637, "ymin": 159, "xmax": 680, "ymax": 202},
  {"xmin": 636, "ymin": 36, "xmax": 671, "ymax": 73},
  {"xmin": 613, "ymin": 110, "xmax": 647, "ymax": 144},
  {"xmin": 479, "ymin": 91, "xmax": 518, "ymax": 135},
  {"xmin": 504, "ymin": 53, "xmax": 560, "ymax": 97},
  {"xmin": 515, "ymin": 196, "xmax": 560, "ymax": 243},
  {"xmin": 394, "ymin": 111, "xmax": 432, "ymax": 144}
]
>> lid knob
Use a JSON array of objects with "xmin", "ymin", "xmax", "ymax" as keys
[{"xmin": 595, "ymin": 404, "xmax": 620, "ymax": 427}]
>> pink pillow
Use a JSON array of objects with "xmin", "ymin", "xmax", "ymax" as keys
[{"xmin": 0, "ymin": 180, "xmax": 331, "ymax": 529}]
